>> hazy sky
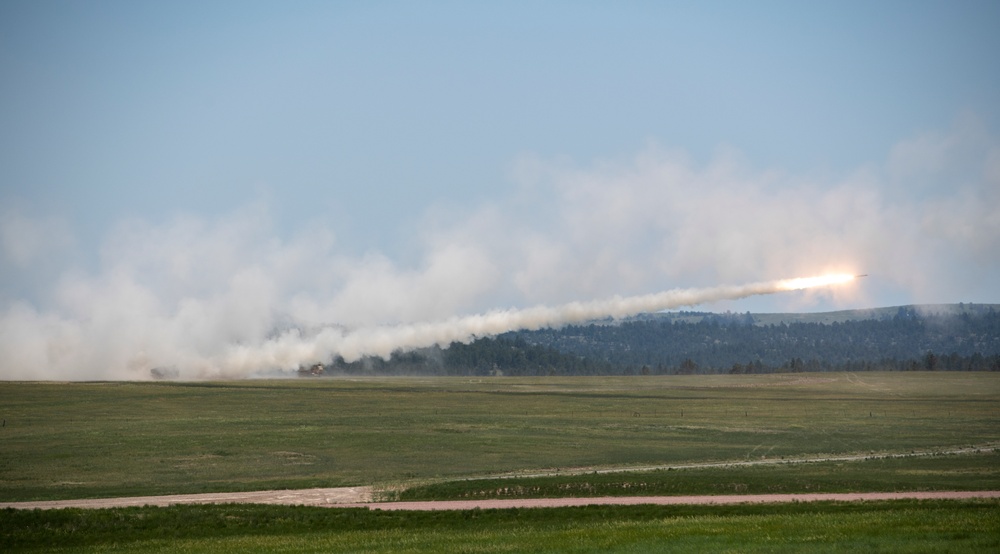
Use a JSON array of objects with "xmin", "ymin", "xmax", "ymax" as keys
[{"xmin": 2, "ymin": 1, "xmax": 999, "ymax": 378}]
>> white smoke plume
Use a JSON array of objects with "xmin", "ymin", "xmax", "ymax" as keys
[
  {"xmin": 1, "ymin": 118, "xmax": 997, "ymax": 380},
  {"xmin": 216, "ymin": 274, "xmax": 856, "ymax": 377}
]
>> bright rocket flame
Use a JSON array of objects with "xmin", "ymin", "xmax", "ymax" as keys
[{"xmin": 777, "ymin": 273, "xmax": 856, "ymax": 291}]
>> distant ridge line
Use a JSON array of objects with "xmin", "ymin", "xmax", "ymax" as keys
[{"xmin": 625, "ymin": 303, "xmax": 1000, "ymax": 326}]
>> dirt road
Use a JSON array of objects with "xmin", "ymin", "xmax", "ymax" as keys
[
  {"xmin": 484, "ymin": 444, "xmax": 999, "ymax": 480},
  {"xmin": 0, "ymin": 487, "xmax": 373, "ymax": 510},
  {"xmin": 338, "ymin": 491, "xmax": 1000, "ymax": 511},
  {"xmin": 3, "ymin": 489, "xmax": 998, "ymax": 511}
]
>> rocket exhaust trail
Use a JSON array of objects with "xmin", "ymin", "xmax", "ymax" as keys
[{"xmin": 217, "ymin": 273, "xmax": 859, "ymax": 375}]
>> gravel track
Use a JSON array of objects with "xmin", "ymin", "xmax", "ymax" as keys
[
  {"xmin": 0, "ymin": 487, "xmax": 373, "ymax": 510},
  {"xmin": 485, "ymin": 444, "xmax": 999, "ymax": 480},
  {"xmin": 337, "ymin": 491, "xmax": 1000, "ymax": 511},
  {"xmin": 3, "ymin": 489, "xmax": 998, "ymax": 511}
]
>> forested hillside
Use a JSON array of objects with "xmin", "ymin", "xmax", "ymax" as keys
[{"xmin": 319, "ymin": 305, "xmax": 1000, "ymax": 376}]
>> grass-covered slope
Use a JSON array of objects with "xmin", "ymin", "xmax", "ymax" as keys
[{"xmin": 2, "ymin": 373, "xmax": 997, "ymax": 502}]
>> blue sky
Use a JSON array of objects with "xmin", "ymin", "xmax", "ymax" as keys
[{"xmin": 2, "ymin": 1, "xmax": 999, "ymax": 378}]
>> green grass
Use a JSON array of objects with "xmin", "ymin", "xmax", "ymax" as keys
[
  {"xmin": 2, "ymin": 373, "xmax": 998, "ymax": 501},
  {"xmin": 3, "ymin": 373, "xmax": 998, "ymax": 552},
  {"xmin": 3, "ymin": 500, "xmax": 999, "ymax": 553},
  {"xmin": 398, "ymin": 450, "xmax": 1000, "ymax": 501}
]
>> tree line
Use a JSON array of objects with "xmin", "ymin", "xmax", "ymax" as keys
[{"xmin": 316, "ymin": 305, "xmax": 1000, "ymax": 376}]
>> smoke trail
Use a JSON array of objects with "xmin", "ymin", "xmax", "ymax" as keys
[{"xmin": 213, "ymin": 274, "xmax": 857, "ymax": 376}]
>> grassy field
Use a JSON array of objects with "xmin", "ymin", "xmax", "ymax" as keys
[
  {"xmin": 2, "ymin": 372, "xmax": 999, "ymax": 552},
  {"xmin": 2, "ymin": 372, "xmax": 998, "ymax": 502},
  {"xmin": 3, "ymin": 500, "xmax": 999, "ymax": 553}
]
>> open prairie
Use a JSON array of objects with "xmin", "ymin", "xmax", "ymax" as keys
[
  {"xmin": 3, "ymin": 372, "xmax": 999, "ymax": 552},
  {"xmin": 1, "ymin": 372, "xmax": 997, "ymax": 502}
]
